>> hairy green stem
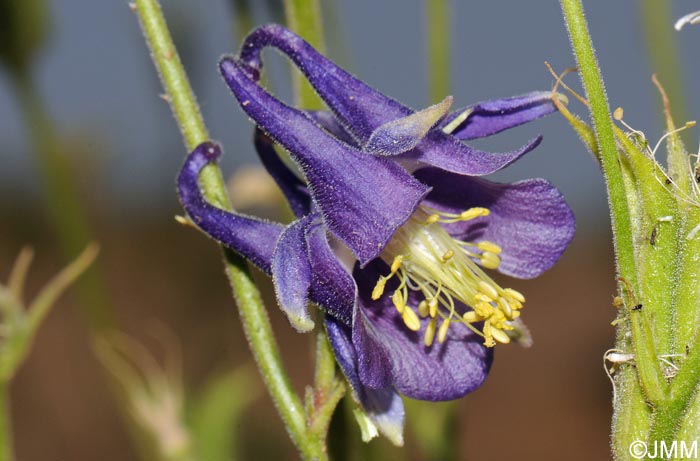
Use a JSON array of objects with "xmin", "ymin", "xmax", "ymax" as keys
[
  {"xmin": 314, "ymin": 326, "xmax": 338, "ymax": 396},
  {"xmin": 560, "ymin": 0, "xmax": 637, "ymax": 287},
  {"xmin": 134, "ymin": 1, "xmax": 323, "ymax": 459},
  {"xmin": 223, "ymin": 248, "xmax": 316, "ymax": 458},
  {"xmin": 560, "ymin": 1, "xmax": 680, "ymax": 458}
]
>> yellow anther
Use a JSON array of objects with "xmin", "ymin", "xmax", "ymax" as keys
[
  {"xmin": 480, "ymin": 251, "xmax": 501, "ymax": 270},
  {"xmin": 372, "ymin": 277, "xmax": 388, "ymax": 300},
  {"xmin": 463, "ymin": 311, "xmax": 481, "ymax": 323},
  {"xmin": 503, "ymin": 288, "xmax": 525, "ymax": 304},
  {"xmin": 391, "ymin": 255, "xmax": 404, "ymax": 273},
  {"xmin": 437, "ymin": 318, "xmax": 451, "ymax": 344},
  {"xmin": 490, "ymin": 309, "xmax": 508, "ymax": 327},
  {"xmin": 418, "ymin": 300, "xmax": 429, "ymax": 317},
  {"xmin": 477, "ymin": 241, "xmax": 502, "ymax": 254},
  {"xmin": 474, "ymin": 302, "xmax": 494, "ymax": 317},
  {"xmin": 392, "ymin": 291, "xmax": 405, "ymax": 314},
  {"xmin": 491, "ymin": 327, "xmax": 511, "ymax": 344},
  {"xmin": 424, "ymin": 317, "xmax": 437, "ymax": 346},
  {"xmin": 376, "ymin": 206, "xmax": 527, "ymax": 348},
  {"xmin": 483, "ymin": 322, "xmax": 496, "ymax": 347},
  {"xmin": 429, "ymin": 299, "xmax": 438, "ymax": 318},
  {"xmin": 402, "ymin": 307, "xmax": 421, "ymax": 332},
  {"xmin": 478, "ymin": 281, "xmax": 499, "ymax": 300},
  {"xmin": 474, "ymin": 293, "xmax": 493, "ymax": 303},
  {"xmin": 497, "ymin": 297, "xmax": 513, "ymax": 319},
  {"xmin": 460, "ymin": 207, "xmax": 490, "ymax": 221},
  {"xmin": 426, "ymin": 214, "xmax": 440, "ymax": 224}
]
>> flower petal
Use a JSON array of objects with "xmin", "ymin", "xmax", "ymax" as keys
[
  {"xmin": 353, "ymin": 305, "xmax": 393, "ymax": 389},
  {"xmin": 306, "ymin": 224, "xmax": 354, "ymax": 325},
  {"xmin": 237, "ymin": 24, "xmax": 412, "ymax": 144},
  {"xmin": 254, "ymin": 129, "xmax": 311, "ymax": 218},
  {"xmin": 405, "ymin": 131, "xmax": 543, "ymax": 175},
  {"xmin": 272, "ymin": 215, "xmax": 316, "ymax": 332},
  {"xmin": 415, "ymin": 167, "xmax": 575, "ymax": 279},
  {"xmin": 352, "ymin": 261, "xmax": 493, "ymax": 401},
  {"xmin": 325, "ymin": 314, "xmax": 405, "ymax": 446},
  {"xmin": 177, "ymin": 142, "xmax": 283, "ymax": 273},
  {"xmin": 365, "ymin": 97, "xmax": 453, "ymax": 156},
  {"xmin": 220, "ymin": 57, "xmax": 429, "ymax": 265},
  {"xmin": 442, "ymin": 91, "xmax": 559, "ymax": 140}
]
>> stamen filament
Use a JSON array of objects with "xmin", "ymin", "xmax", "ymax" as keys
[{"xmin": 374, "ymin": 207, "xmax": 526, "ymax": 348}]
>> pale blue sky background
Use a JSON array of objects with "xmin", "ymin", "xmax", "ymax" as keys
[{"xmin": 1, "ymin": 1, "xmax": 699, "ymax": 231}]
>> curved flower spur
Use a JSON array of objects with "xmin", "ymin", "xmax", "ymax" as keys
[{"xmin": 178, "ymin": 24, "xmax": 575, "ymax": 443}]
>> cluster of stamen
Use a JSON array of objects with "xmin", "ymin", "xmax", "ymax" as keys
[{"xmin": 372, "ymin": 207, "xmax": 525, "ymax": 347}]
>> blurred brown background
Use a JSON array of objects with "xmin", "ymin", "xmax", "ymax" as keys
[{"xmin": 1, "ymin": 218, "xmax": 616, "ymax": 460}]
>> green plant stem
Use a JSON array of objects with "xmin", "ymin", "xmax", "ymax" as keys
[
  {"xmin": 561, "ymin": 0, "xmax": 669, "ymax": 403},
  {"xmin": 560, "ymin": 1, "xmax": 682, "ymax": 457},
  {"xmin": 283, "ymin": 0, "xmax": 326, "ymax": 110},
  {"xmin": 222, "ymin": 248, "xmax": 313, "ymax": 457},
  {"xmin": 560, "ymin": 0, "xmax": 636, "ymax": 287},
  {"xmin": 426, "ymin": 0, "xmax": 450, "ymax": 103},
  {"xmin": 133, "ymin": 1, "xmax": 326, "ymax": 459},
  {"xmin": 0, "ymin": 383, "xmax": 11, "ymax": 461},
  {"xmin": 314, "ymin": 326, "xmax": 337, "ymax": 395}
]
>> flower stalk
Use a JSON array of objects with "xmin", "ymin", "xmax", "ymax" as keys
[{"xmin": 133, "ymin": 1, "xmax": 332, "ymax": 458}]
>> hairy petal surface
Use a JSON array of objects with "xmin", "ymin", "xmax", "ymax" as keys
[
  {"xmin": 235, "ymin": 25, "xmax": 552, "ymax": 177},
  {"xmin": 237, "ymin": 23, "xmax": 411, "ymax": 144},
  {"xmin": 220, "ymin": 57, "xmax": 429, "ymax": 264},
  {"xmin": 405, "ymin": 132, "xmax": 543, "ymax": 176},
  {"xmin": 254, "ymin": 129, "xmax": 311, "ymax": 218},
  {"xmin": 443, "ymin": 91, "xmax": 559, "ymax": 140},
  {"xmin": 177, "ymin": 142, "xmax": 283, "ymax": 273},
  {"xmin": 365, "ymin": 97, "xmax": 453, "ymax": 156},
  {"xmin": 272, "ymin": 215, "xmax": 315, "ymax": 331},
  {"xmin": 305, "ymin": 224, "xmax": 355, "ymax": 325}
]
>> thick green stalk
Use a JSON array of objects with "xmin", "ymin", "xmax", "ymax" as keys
[
  {"xmin": 560, "ymin": 0, "xmax": 637, "ymax": 286},
  {"xmin": 560, "ymin": 1, "xmax": 677, "ymax": 458},
  {"xmin": 134, "ymin": 2, "xmax": 323, "ymax": 459},
  {"xmin": 283, "ymin": 0, "xmax": 325, "ymax": 110},
  {"xmin": 426, "ymin": 0, "xmax": 450, "ymax": 103}
]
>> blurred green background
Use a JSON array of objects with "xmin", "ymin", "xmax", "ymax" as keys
[{"xmin": 1, "ymin": 0, "xmax": 699, "ymax": 459}]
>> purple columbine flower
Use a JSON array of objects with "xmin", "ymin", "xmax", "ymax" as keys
[{"xmin": 178, "ymin": 24, "xmax": 575, "ymax": 444}]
